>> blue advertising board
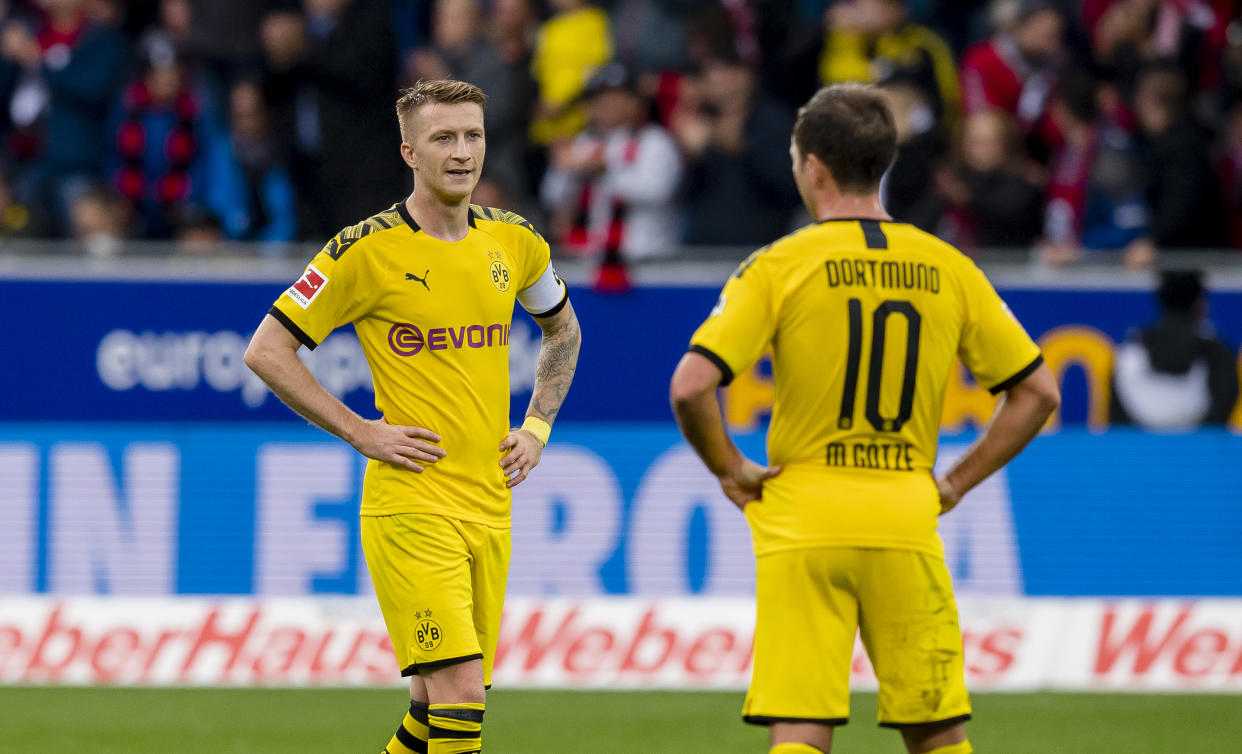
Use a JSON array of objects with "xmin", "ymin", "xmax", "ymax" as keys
[
  {"xmin": 1, "ymin": 424, "xmax": 1239, "ymax": 598},
  {"xmin": 4, "ymin": 278, "xmax": 1240, "ymax": 426}
]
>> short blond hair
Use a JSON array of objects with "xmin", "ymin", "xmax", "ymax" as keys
[{"xmin": 396, "ymin": 79, "xmax": 487, "ymax": 143}]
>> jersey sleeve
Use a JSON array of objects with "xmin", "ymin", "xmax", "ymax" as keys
[
  {"xmin": 269, "ymin": 234, "xmax": 378, "ymax": 349},
  {"xmin": 514, "ymin": 217, "xmax": 568, "ymax": 317},
  {"xmin": 957, "ymin": 263, "xmax": 1043, "ymax": 393},
  {"xmin": 687, "ymin": 252, "xmax": 776, "ymax": 386}
]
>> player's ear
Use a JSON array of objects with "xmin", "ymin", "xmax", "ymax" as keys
[
  {"xmin": 806, "ymin": 152, "xmax": 829, "ymax": 189},
  {"xmin": 400, "ymin": 142, "xmax": 417, "ymax": 170}
]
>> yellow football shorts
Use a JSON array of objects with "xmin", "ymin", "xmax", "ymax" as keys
[
  {"xmin": 361, "ymin": 513, "xmax": 510, "ymax": 687},
  {"xmin": 744, "ymin": 547, "xmax": 971, "ymax": 729}
]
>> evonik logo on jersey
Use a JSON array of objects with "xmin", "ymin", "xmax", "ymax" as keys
[
  {"xmin": 389, "ymin": 322, "xmax": 511, "ymax": 357},
  {"xmin": 285, "ymin": 264, "xmax": 329, "ymax": 309}
]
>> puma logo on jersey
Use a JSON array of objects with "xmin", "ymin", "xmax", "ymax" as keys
[{"xmin": 406, "ymin": 269, "xmax": 430, "ymax": 291}]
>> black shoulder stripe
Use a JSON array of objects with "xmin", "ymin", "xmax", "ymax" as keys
[
  {"xmin": 370, "ymin": 213, "xmax": 392, "ymax": 230},
  {"xmin": 687, "ymin": 345, "xmax": 735, "ymax": 386},
  {"xmin": 860, "ymin": 219, "xmax": 888, "ymax": 249},
  {"xmin": 268, "ymin": 306, "xmax": 318, "ymax": 350},
  {"xmin": 988, "ymin": 354, "xmax": 1044, "ymax": 395}
]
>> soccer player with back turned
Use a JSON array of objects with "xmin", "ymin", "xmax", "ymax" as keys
[
  {"xmin": 244, "ymin": 80, "xmax": 581, "ymax": 754},
  {"xmin": 670, "ymin": 83, "xmax": 1059, "ymax": 754}
]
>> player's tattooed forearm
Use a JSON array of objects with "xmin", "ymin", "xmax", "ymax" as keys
[{"xmin": 529, "ymin": 315, "xmax": 581, "ymax": 424}]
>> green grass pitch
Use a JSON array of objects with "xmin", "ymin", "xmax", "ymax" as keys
[{"xmin": 3, "ymin": 687, "xmax": 1240, "ymax": 753}]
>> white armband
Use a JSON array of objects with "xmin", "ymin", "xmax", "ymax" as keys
[{"xmin": 517, "ymin": 263, "xmax": 568, "ymax": 317}]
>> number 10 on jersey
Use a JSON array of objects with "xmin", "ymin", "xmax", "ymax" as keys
[{"xmin": 838, "ymin": 298, "xmax": 922, "ymax": 433}]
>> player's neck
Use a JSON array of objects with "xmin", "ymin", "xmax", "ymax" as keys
[
  {"xmin": 813, "ymin": 192, "xmax": 890, "ymax": 223},
  {"xmin": 405, "ymin": 192, "xmax": 471, "ymax": 242}
]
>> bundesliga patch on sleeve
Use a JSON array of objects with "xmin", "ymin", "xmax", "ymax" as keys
[{"xmin": 285, "ymin": 264, "xmax": 328, "ymax": 309}]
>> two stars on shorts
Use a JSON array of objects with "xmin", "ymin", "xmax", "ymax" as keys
[{"xmin": 414, "ymin": 609, "xmax": 435, "ymax": 619}]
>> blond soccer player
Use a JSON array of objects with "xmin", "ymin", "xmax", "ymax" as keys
[
  {"xmin": 245, "ymin": 80, "xmax": 581, "ymax": 754},
  {"xmin": 670, "ymin": 84, "xmax": 1059, "ymax": 754}
]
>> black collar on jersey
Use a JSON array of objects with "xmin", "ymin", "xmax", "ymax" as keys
[
  {"xmin": 817, "ymin": 217, "xmax": 890, "ymax": 250},
  {"xmin": 395, "ymin": 199, "xmax": 477, "ymax": 233}
]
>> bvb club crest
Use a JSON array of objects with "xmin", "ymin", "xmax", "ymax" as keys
[
  {"xmin": 489, "ymin": 259, "xmax": 512, "ymax": 292},
  {"xmin": 416, "ymin": 617, "xmax": 443, "ymax": 651}
]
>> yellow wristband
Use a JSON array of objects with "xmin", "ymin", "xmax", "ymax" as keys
[{"xmin": 521, "ymin": 416, "xmax": 551, "ymax": 446}]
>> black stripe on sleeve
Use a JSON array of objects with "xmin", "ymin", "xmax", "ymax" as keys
[
  {"xmin": 409, "ymin": 700, "xmax": 430, "ymax": 725},
  {"xmin": 860, "ymin": 219, "xmax": 888, "ymax": 249},
  {"xmin": 687, "ymin": 345, "xmax": 735, "ymax": 387},
  {"xmin": 267, "ymin": 306, "xmax": 318, "ymax": 350},
  {"xmin": 530, "ymin": 289, "xmax": 569, "ymax": 318},
  {"xmin": 987, "ymin": 354, "xmax": 1044, "ymax": 395}
]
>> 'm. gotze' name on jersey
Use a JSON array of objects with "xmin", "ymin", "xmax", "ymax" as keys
[{"xmin": 690, "ymin": 219, "xmax": 1041, "ymax": 557}]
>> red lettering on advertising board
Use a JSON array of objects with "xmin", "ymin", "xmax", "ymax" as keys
[
  {"xmin": 563, "ymin": 628, "xmax": 615, "ymax": 674},
  {"xmin": 90, "ymin": 628, "xmax": 141, "ymax": 682},
  {"xmin": 684, "ymin": 629, "xmax": 736, "ymax": 677},
  {"xmin": 180, "ymin": 607, "xmax": 261, "ymax": 680},
  {"xmin": 1172, "ymin": 629, "xmax": 1229, "ymax": 677},
  {"xmin": 494, "ymin": 608, "xmax": 581, "ymax": 672},
  {"xmin": 0, "ymin": 626, "xmax": 22, "ymax": 675},
  {"xmin": 619, "ymin": 610, "xmax": 677, "ymax": 673},
  {"xmin": 1095, "ymin": 605, "xmax": 1193, "ymax": 675},
  {"xmin": 25, "ymin": 608, "xmax": 82, "ymax": 681}
]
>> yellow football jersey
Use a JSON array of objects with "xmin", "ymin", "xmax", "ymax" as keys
[
  {"xmin": 270, "ymin": 202, "xmax": 568, "ymax": 526},
  {"xmin": 690, "ymin": 219, "xmax": 1041, "ymax": 557}
]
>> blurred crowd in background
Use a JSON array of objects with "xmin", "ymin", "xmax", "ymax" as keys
[{"xmin": 2, "ymin": 0, "xmax": 1242, "ymax": 267}]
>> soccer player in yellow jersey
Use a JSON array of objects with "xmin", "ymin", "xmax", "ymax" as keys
[
  {"xmin": 244, "ymin": 80, "xmax": 581, "ymax": 754},
  {"xmin": 670, "ymin": 83, "xmax": 1060, "ymax": 754}
]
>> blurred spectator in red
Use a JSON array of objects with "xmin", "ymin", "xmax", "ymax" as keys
[
  {"xmin": 1039, "ymin": 71, "xmax": 1155, "ymax": 267},
  {"xmin": 204, "ymin": 79, "xmax": 296, "ymax": 246},
  {"xmin": 876, "ymin": 77, "xmax": 945, "ymax": 232},
  {"xmin": 540, "ymin": 62, "xmax": 682, "ymax": 274},
  {"xmin": 529, "ymin": 0, "xmax": 612, "ymax": 147},
  {"xmin": 1110, "ymin": 269, "xmax": 1239, "ymax": 429},
  {"xmin": 935, "ymin": 109, "xmax": 1044, "ymax": 251},
  {"xmin": 2, "ymin": 0, "xmax": 126, "ymax": 236},
  {"xmin": 673, "ymin": 51, "xmax": 798, "ymax": 246},
  {"xmin": 1133, "ymin": 60, "xmax": 1227, "ymax": 249},
  {"xmin": 109, "ymin": 48, "xmax": 214, "ymax": 239},
  {"xmin": 260, "ymin": 0, "xmax": 403, "ymax": 239},
  {"xmin": 412, "ymin": 0, "xmax": 537, "ymax": 204},
  {"xmin": 818, "ymin": 0, "xmax": 960, "ymax": 127},
  {"xmin": 960, "ymin": 0, "xmax": 1065, "ymax": 154}
]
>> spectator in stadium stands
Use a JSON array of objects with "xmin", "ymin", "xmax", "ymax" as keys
[
  {"xmin": 109, "ymin": 47, "xmax": 215, "ymax": 239},
  {"xmin": 1038, "ymin": 71, "xmax": 1155, "ymax": 268},
  {"xmin": 1085, "ymin": 0, "xmax": 1222, "ymax": 96},
  {"xmin": 1110, "ymin": 269, "xmax": 1239, "ymax": 429},
  {"xmin": 876, "ymin": 77, "xmax": 946, "ymax": 233},
  {"xmin": 412, "ymin": 0, "xmax": 538, "ymax": 204},
  {"xmin": 172, "ymin": 201, "xmax": 225, "ymax": 255},
  {"xmin": 204, "ymin": 79, "xmax": 296, "ymax": 245},
  {"xmin": 606, "ymin": 0, "xmax": 706, "ymax": 75},
  {"xmin": 179, "ymin": 0, "xmax": 265, "ymax": 109},
  {"xmin": 674, "ymin": 50, "xmax": 798, "ymax": 246},
  {"xmin": 0, "ymin": 1, "xmax": 29, "ymax": 152},
  {"xmin": 1132, "ymin": 61, "xmax": 1227, "ymax": 250},
  {"xmin": 260, "ymin": 0, "xmax": 404, "ymax": 240},
  {"xmin": 818, "ymin": 0, "xmax": 960, "ymax": 127},
  {"xmin": 540, "ymin": 62, "xmax": 682, "ymax": 290},
  {"xmin": 1218, "ymin": 98, "xmax": 1242, "ymax": 248},
  {"xmin": 1, "ymin": 0, "xmax": 126, "ymax": 237},
  {"xmin": 529, "ymin": 0, "xmax": 612, "ymax": 147},
  {"xmin": 960, "ymin": 0, "xmax": 1066, "ymax": 156},
  {"xmin": 69, "ymin": 185, "xmax": 127, "ymax": 257},
  {"xmin": 935, "ymin": 109, "xmax": 1044, "ymax": 252},
  {"xmin": 0, "ymin": 167, "xmax": 32, "ymax": 240}
]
